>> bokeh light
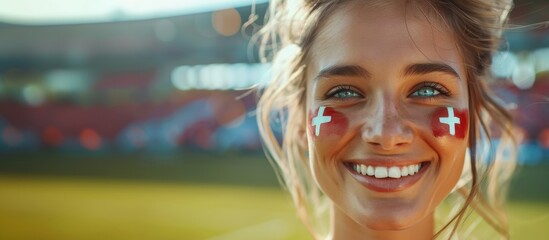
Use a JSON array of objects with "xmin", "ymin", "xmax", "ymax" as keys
[
  {"xmin": 491, "ymin": 51, "xmax": 518, "ymax": 78},
  {"xmin": 46, "ymin": 69, "xmax": 91, "ymax": 94},
  {"xmin": 42, "ymin": 126, "xmax": 64, "ymax": 147},
  {"xmin": 212, "ymin": 8, "xmax": 241, "ymax": 37},
  {"xmin": 22, "ymin": 84, "xmax": 45, "ymax": 106},
  {"xmin": 79, "ymin": 128, "xmax": 102, "ymax": 150},
  {"xmin": 512, "ymin": 63, "xmax": 536, "ymax": 89},
  {"xmin": 171, "ymin": 63, "xmax": 269, "ymax": 90},
  {"xmin": 533, "ymin": 48, "xmax": 549, "ymax": 73}
]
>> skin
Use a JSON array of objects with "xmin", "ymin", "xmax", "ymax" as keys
[{"xmin": 304, "ymin": 2, "xmax": 470, "ymax": 239}]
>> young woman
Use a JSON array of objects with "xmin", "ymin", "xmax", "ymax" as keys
[{"xmin": 254, "ymin": 0, "xmax": 517, "ymax": 239}]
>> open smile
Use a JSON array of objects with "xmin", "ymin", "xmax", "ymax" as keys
[{"xmin": 343, "ymin": 161, "xmax": 431, "ymax": 192}]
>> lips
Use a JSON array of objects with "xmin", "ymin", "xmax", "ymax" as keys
[{"xmin": 344, "ymin": 161, "xmax": 431, "ymax": 192}]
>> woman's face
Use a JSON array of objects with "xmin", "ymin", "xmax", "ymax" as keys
[{"xmin": 305, "ymin": 2, "xmax": 469, "ymax": 230}]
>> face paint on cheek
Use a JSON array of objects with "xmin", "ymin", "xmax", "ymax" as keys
[
  {"xmin": 308, "ymin": 106, "xmax": 349, "ymax": 137},
  {"xmin": 431, "ymin": 106, "xmax": 469, "ymax": 139}
]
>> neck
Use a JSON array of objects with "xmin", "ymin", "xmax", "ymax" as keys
[{"xmin": 328, "ymin": 207, "xmax": 434, "ymax": 240}]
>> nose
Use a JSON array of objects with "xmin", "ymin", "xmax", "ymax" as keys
[{"xmin": 361, "ymin": 96, "xmax": 414, "ymax": 150}]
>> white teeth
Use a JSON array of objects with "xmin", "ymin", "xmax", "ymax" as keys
[
  {"xmin": 388, "ymin": 166, "xmax": 401, "ymax": 178},
  {"xmin": 367, "ymin": 166, "xmax": 374, "ymax": 176},
  {"xmin": 353, "ymin": 163, "xmax": 423, "ymax": 178},
  {"xmin": 360, "ymin": 164, "xmax": 367, "ymax": 175},
  {"xmin": 401, "ymin": 166, "xmax": 409, "ymax": 176},
  {"xmin": 374, "ymin": 167, "xmax": 388, "ymax": 178},
  {"xmin": 408, "ymin": 165, "xmax": 415, "ymax": 175},
  {"xmin": 388, "ymin": 167, "xmax": 401, "ymax": 178}
]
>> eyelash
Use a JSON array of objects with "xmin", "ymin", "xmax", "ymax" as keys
[
  {"xmin": 323, "ymin": 82, "xmax": 451, "ymax": 100},
  {"xmin": 324, "ymin": 85, "xmax": 363, "ymax": 100},
  {"xmin": 409, "ymin": 82, "xmax": 451, "ymax": 99}
]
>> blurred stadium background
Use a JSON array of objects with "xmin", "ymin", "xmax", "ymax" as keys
[{"xmin": 0, "ymin": 0, "xmax": 547, "ymax": 239}]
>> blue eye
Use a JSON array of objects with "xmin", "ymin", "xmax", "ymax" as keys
[
  {"xmin": 334, "ymin": 90, "xmax": 360, "ymax": 98},
  {"xmin": 326, "ymin": 86, "xmax": 362, "ymax": 99},
  {"xmin": 410, "ymin": 82, "xmax": 450, "ymax": 98},
  {"xmin": 411, "ymin": 87, "xmax": 440, "ymax": 97}
]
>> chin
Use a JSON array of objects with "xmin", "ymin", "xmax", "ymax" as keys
[{"xmin": 352, "ymin": 207, "xmax": 425, "ymax": 231}]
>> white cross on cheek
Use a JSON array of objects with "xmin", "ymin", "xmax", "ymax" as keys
[
  {"xmin": 312, "ymin": 106, "xmax": 332, "ymax": 136},
  {"xmin": 439, "ymin": 107, "xmax": 460, "ymax": 136}
]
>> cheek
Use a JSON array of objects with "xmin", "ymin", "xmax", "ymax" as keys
[
  {"xmin": 308, "ymin": 106, "xmax": 349, "ymax": 138},
  {"xmin": 431, "ymin": 107, "xmax": 468, "ymax": 139}
]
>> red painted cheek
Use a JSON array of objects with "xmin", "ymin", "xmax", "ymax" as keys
[
  {"xmin": 308, "ymin": 107, "xmax": 349, "ymax": 137},
  {"xmin": 431, "ymin": 107, "xmax": 469, "ymax": 139}
]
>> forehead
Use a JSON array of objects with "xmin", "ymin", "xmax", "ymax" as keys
[{"xmin": 308, "ymin": 1, "xmax": 464, "ymax": 78}]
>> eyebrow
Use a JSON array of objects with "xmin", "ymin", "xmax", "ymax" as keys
[
  {"xmin": 314, "ymin": 65, "xmax": 371, "ymax": 81},
  {"xmin": 403, "ymin": 63, "xmax": 460, "ymax": 79},
  {"xmin": 314, "ymin": 63, "xmax": 460, "ymax": 81}
]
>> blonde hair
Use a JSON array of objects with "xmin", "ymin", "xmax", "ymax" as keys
[{"xmin": 252, "ymin": 0, "xmax": 517, "ymax": 239}]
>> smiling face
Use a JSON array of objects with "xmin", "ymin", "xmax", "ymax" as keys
[{"xmin": 305, "ymin": 1, "xmax": 469, "ymax": 232}]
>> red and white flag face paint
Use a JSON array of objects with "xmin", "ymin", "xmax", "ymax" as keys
[
  {"xmin": 312, "ymin": 106, "xmax": 332, "ymax": 136},
  {"xmin": 309, "ymin": 106, "xmax": 348, "ymax": 137},
  {"xmin": 431, "ymin": 107, "xmax": 468, "ymax": 139}
]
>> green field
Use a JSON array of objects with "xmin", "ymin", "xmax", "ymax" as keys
[{"xmin": 0, "ymin": 152, "xmax": 547, "ymax": 239}]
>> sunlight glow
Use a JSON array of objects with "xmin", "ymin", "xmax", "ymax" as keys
[{"xmin": 0, "ymin": 0, "xmax": 266, "ymax": 25}]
